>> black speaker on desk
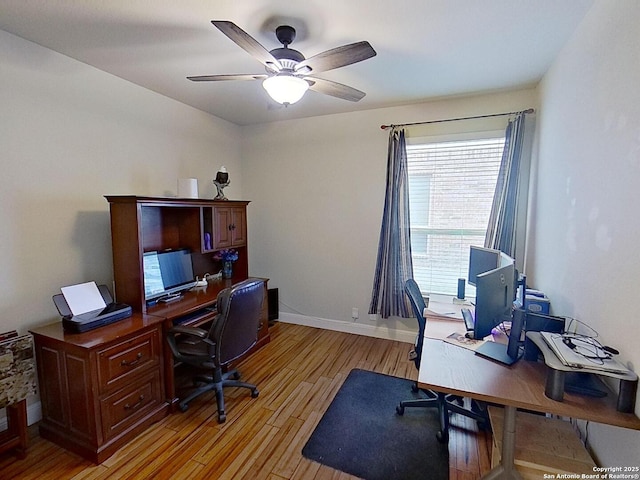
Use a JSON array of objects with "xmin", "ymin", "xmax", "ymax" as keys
[{"xmin": 268, "ymin": 288, "xmax": 279, "ymax": 322}]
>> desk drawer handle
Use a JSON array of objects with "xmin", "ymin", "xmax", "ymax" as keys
[
  {"xmin": 124, "ymin": 395, "xmax": 145, "ymax": 410},
  {"xmin": 121, "ymin": 352, "xmax": 143, "ymax": 367}
]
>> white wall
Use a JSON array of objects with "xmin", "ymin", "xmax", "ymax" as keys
[
  {"xmin": 6, "ymin": 5, "xmax": 637, "ymax": 466},
  {"xmin": 0, "ymin": 29, "xmax": 242, "ymax": 336},
  {"xmin": 241, "ymin": 89, "xmax": 537, "ymax": 339},
  {"xmin": 531, "ymin": 1, "xmax": 640, "ymax": 466}
]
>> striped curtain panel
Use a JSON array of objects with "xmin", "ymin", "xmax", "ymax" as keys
[
  {"xmin": 485, "ymin": 113, "xmax": 527, "ymax": 256},
  {"xmin": 369, "ymin": 128, "xmax": 414, "ymax": 319}
]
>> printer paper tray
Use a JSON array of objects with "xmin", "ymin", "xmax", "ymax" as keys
[{"xmin": 62, "ymin": 305, "xmax": 132, "ymax": 333}]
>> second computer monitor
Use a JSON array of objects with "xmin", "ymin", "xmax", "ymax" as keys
[
  {"xmin": 474, "ymin": 261, "xmax": 515, "ymax": 340},
  {"xmin": 468, "ymin": 246, "xmax": 501, "ymax": 286}
]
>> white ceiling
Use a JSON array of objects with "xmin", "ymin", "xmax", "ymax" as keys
[{"xmin": 0, "ymin": 0, "xmax": 593, "ymax": 126}]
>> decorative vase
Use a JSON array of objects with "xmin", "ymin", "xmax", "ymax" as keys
[{"xmin": 222, "ymin": 261, "xmax": 233, "ymax": 279}]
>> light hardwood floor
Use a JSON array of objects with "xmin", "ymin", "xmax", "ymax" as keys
[{"xmin": 1, "ymin": 322, "xmax": 492, "ymax": 479}]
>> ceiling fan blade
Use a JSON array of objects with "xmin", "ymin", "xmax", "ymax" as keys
[
  {"xmin": 295, "ymin": 41, "xmax": 376, "ymax": 74},
  {"xmin": 305, "ymin": 77, "xmax": 366, "ymax": 102},
  {"xmin": 187, "ymin": 74, "xmax": 267, "ymax": 82},
  {"xmin": 211, "ymin": 20, "xmax": 282, "ymax": 72}
]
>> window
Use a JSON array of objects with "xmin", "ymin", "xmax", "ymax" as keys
[{"xmin": 407, "ymin": 135, "xmax": 505, "ymax": 296}]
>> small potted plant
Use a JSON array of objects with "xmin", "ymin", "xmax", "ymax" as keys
[{"xmin": 214, "ymin": 248, "xmax": 239, "ymax": 279}]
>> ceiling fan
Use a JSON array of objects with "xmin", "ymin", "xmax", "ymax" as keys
[{"xmin": 188, "ymin": 20, "xmax": 377, "ymax": 105}]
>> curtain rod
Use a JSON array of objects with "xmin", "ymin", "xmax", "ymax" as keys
[{"xmin": 380, "ymin": 108, "xmax": 535, "ymax": 130}]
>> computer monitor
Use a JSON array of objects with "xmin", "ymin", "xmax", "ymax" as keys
[
  {"xmin": 143, "ymin": 252, "xmax": 165, "ymax": 300},
  {"xmin": 522, "ymin": 312, "xmax": 566, "ymax": 361},
  {"xmin": 472, "ymin": 258, "xmax": 518, "ymax": 364},
  {"xmin": 468, "ymin": 246, "xmax": 500, "ymax": 286},
  {"xmin": 473, "ymin": 261, "xmax": 515, "ymax": 340},
  {"xmin": 143, "ymin": 249, "xmax": 196, "ymax": 301}
]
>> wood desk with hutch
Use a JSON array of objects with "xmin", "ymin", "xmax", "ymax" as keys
[{"xmin": 30, "ymin": 196, "xmax": 270, "ymax": 463}]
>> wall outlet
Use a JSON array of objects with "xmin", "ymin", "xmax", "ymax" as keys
[
  {"xmin": 351, "ymin": 307, "xmax": 359, "ymax": 319},
  {"xmin": 369, "ymin": 313, "xmax": 378, "ymax": 322}
]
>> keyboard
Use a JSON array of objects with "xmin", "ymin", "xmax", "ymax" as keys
[
  {"xmin": 461, "ymin": 308, "xmax": 475, "ymax": 331},
  {"xmin": 173, "ymin": 306, "xmax": 217, "ymax": 326}
]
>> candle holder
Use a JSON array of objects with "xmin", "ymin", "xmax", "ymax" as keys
[{"xmin": 213, "ymin": 166, "xmax": 230, "ymax": 200}]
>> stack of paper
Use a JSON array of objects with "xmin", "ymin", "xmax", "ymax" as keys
[
  {"xmin": 61, "ymin": 281, "xmax": 106, "ymax": 316},
  {"xmin": 443, "ymin": 332, "xmax": 487, "ymax": 352}
]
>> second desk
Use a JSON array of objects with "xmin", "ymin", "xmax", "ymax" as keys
[{"xmin": 418, "ymin": 338, "xmax": 640, "ymax": 480}]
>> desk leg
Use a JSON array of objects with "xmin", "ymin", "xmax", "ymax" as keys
[
  {"xmin": 481, "ymin": 406, "xmax": 523, "ymax": 480},
  {"xmin": 162, "ymin": 320, "xmax": 180, "ymax": 411},
  {"xmin": 0, "ymin": 400, "xmax": 28, "ymax": 459}
]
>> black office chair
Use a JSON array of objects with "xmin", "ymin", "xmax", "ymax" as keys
[
  {"xmin": 166, "ymin": 278, "xmax": 264, "ymax": 423},
  {"xmin": 396, "ymin": 278, "xmax": 487, "ymax": 442}
]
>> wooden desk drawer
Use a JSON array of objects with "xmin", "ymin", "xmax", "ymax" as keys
[
  {"xmin": 100, "ymin": 369, "xmax": 163, "ymax": 442},
  {"xmin": 97, "ymin": 330, "xmax": 160, "ymax": 392}
]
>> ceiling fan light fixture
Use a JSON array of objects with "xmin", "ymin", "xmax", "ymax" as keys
[{"xmin": 263, "ymin": 75, "xmax": 309, "ymax": 105}]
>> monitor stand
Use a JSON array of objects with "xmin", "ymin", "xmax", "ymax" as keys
[
  {"xmin": 158, "ymin": 293, "xmax": 182, "ymax": 303},
  {"xmin": 474, "ymin": 308, "xmax": 526, "ymax": 366},
  {"xmin": 475, "ymin": 341, "xmax": 519, "ymax": 365}
]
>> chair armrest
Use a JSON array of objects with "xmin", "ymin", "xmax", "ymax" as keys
[
  {"xmin": 166, "ymin": 325, "xmax": 217, "ymax": 363},
  {"xmin": 168, "ymin": 325, "xmax": 208, "ymax": 339}
]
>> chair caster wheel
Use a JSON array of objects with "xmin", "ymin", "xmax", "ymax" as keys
[
  {"xmin": 217, "ymin": 413, "xmax": 226, "ymax": 423},
  {"xmin": 232, "ymin": 371, "xmax": 241, "ymax": 380},
  {"xmin": 396, "ymin": 404, "xmax": 405, "ymax": 415},
  {"xmin": 251, "ymin": 388, "xmax": 259, "ymax": 398},
  {"xmin": 436, "ymin": 430, "xmax": 448, "ymax": 443},
  {"xmin": 179, "ymin": 403, "xmax": 189, "ymax": 413}
]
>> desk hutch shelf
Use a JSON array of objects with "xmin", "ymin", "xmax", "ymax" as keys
[{"xmin": 105, "ymin": 196, "xmax": 250, "ymax": 313}]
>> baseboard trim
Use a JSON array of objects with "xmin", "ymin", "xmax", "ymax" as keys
[
  {"xmin": 277, "ymin": 312, "xmax": 416, "ymax": 344},
  {"xmin": 0, "ymin": 317, "xmax": 412, "ymax": 431}
]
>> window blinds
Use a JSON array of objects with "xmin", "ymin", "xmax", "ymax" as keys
[{"xmin": 407, "ymin": 137, "xmax": 505, "ymax": 296}]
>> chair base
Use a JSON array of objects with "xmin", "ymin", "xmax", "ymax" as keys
[
  {"xmin": 179, "ymin": 368, "xmax": 259, "ymax": 423},
  {"xmin": 396, "ymin": 382, "xmax": 488, "ymax": 443}
]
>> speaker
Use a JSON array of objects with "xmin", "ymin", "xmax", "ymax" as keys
[
  {"xmin": 457, "ymin": 278, "xmax": 465, "ymax": 299},
  {"xmin": 268, "ymin": 288, "xmax": 279, "ymax": 322}
]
